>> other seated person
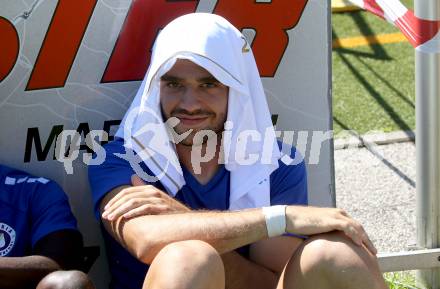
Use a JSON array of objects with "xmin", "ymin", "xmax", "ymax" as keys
[
  {"xmin": 89, "ymin": 13, "xmax": 386, "ymax": 289},
  {"xmin": 0, "ymin": 164, "xmax": 94, "ymax": 289}
]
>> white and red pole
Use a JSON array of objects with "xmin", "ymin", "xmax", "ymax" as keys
[
  {"xmin": 415, "ymin": 1, "xmax": 440, "ymax": 288},
  {"xmin": 346, "ymin": 0, "xmax": 440, "ymax": 286}
]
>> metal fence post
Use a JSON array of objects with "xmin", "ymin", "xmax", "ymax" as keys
[{"xmin": 416, "ymin": 0, "xmax": 440, "ymax": 288}]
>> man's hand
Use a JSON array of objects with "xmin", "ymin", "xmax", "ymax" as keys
[
  {"xmin": 285, "ymin": 206, "xmax": 377, "ymax": 255},
  {"xmin": 102, "ymin": 175, "xmax": 190, "ymax": 221}
]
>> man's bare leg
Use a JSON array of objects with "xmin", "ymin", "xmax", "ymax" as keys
[
  {"xmin": 143, "ymin": 240, "xmax": 225, "ymax": 289},
  {"xmin": 142, "ymin": 232, "xmax": 386, "ymax": 289},
  {"xmin": 216, "ymin": 236, "xmax": 304, "ymax": 289},
  {"xmin": 221, "ymin": 251, "xmax": 278, "ymax": 289},
  {"xmin": 277, "ymin": 232, "xmax": 387, "ymax": 289}
]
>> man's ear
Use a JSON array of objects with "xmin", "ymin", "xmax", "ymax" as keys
[{"xmin": 131, "ymin": 174, "xmax": 146, "ymax": 186}]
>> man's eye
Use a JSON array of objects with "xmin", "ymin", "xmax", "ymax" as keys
[
  {"xmin": 166, "ymin": 82, "xmax": 181, "ymax": 88},
  {"xmin": 201, "ymin": 82, "xmax": 217, "ymax": 88}
]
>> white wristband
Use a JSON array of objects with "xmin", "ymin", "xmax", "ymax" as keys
[{"xmin": 262, "ymin": 205, "xmax": 287, "ymax": 237}]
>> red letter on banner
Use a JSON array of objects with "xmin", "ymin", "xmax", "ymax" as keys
[
  {"xmin": 214, "ymin": 0, "xmax": 308, "ymax": 77},
  {"xmin": 0, "ymin": 17, "xmax": 19, "ymax": 83},
  {"xmin": 26, "ymin": 0, "xmax": 97, "ymax": 90},
  {"xmin": 101, "ymin": 0, "xmax": 199, "ymax": 83}
]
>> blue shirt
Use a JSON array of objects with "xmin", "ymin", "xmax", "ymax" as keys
[
  {"xmin": 88, "ymin": 138, "xmax": 307, "ymax": 289},
  {"xmin": 0, "ymin": 165, "xmax": 78, "ymax": 257}
]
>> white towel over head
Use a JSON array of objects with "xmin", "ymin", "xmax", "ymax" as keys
[{"xmin": 115, "ymin": 13, "xmax": 281, "ymax": 210}]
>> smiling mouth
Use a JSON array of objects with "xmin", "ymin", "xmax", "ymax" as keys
[{"xmin": 177, "ymin": 116, "xmax": 209, "ymax": 126}]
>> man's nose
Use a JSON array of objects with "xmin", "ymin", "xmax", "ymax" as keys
[{"xmin": 179, "ymin": 87, "xmax": 201, "ymax": 112}]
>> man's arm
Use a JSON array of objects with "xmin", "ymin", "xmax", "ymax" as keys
[
  {"xmin": 100, "ymin": 183, "xmax": 375, "ymax": 265},
  {"xmin": 101, "ymin": 186, "xmax": 268, "ymax": 264},
  {"xmin": 0, "ymin": 256, "xmax": 60, "ymax": 289},
  {"xmin": 102, "ymin": 176, "xmax": 281, "ymax": 289},
  {"xmin": 0, "ymin": 230, "xmax": 83, "ymax": 289}
]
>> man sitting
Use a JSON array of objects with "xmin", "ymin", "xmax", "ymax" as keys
[
  {"xmin": 0, "ymin": 164, "xmax": 94, "ymax": 289},
  {"xmin": 89, "ymin": 13, "xmax": 386, "ymax": 289}
]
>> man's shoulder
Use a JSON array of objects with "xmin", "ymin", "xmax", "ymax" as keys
[
  {"xmin": 270, "ymin": 141, "xmax": 307, "ymax": 187},
  {"xmin": 0, "ymin": 164, "xmax": 66, "ymax": 210},
  {"xmin": 102, "ymin": 137, "xmax": 125, "ymax": 152},
  {"xmin": 1, "ymin": 165, "xmax": 52, "ymax": 186},
  {"xmin": 269, "ymin": 141, "xmax": 308, "ymax": 205},
  {"xmin": 93, "ymin": 138, "xmax": 132, "ymax": 167},
  {"xmin": 274, "ymin": 140, "xmax": 305, "ymax": 169}
]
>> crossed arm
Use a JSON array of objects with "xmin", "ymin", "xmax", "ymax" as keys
[
  {"xmin": 101, "ymin": 186, "xmax": 268, "ymax": 263},
  {"xmin": 100, "ymin": 175, "xmax": 376, "ymax": 268},
  {"xmin": 100, "ymin": 179, "xmax": 295, "ymax": 289}
]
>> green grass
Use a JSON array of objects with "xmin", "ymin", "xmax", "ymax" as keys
[
  {"xmin": 384, "ymin": 271, "xmax": 421, "ymax": 289},
  {"xmin": 332, "ymin": 6, "xmax": 418, "ymax": 289},
  {"xmin": 332, "ymin": 1, "xmax": 415, "ymax": 136}
]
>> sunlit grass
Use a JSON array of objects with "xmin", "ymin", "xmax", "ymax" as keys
[
  {"xmin": 332, "ymin": 2, "xmax": 415, "ymax": 136},
  {"xmin": 384, "ymin": 271, "xmax": 421, "ymax": 289}
]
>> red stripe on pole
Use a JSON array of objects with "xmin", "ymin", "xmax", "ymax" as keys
[
  {"xmin": 395, "ymin": 10, "xmax": 440, "ymax": 47},
  {"xmin": 363, "ymin": 0, "xmax": 385, "ymax": 19}
]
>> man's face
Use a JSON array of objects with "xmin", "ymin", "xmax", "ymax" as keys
[{"xmin": 160, "ymin": 59, "xmax": 229, "ymax": 146}]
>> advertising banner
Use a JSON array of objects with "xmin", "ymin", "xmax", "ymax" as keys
[{"xmin": 0, "ymin": 0, "xmax": 332, "ymax": 286}]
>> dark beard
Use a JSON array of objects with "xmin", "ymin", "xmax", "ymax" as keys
[
  {"xmin": 162, "ymin": 107, "xmax": 226, "ymax": 147},
  {"xmin": 176, "ymin": 124, "xmax": 224, "ymax": 146}
]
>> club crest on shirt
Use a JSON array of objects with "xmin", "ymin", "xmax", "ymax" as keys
[{"xmin": 0, "ymin": 223, "xmax": 16, "ymax": 256}]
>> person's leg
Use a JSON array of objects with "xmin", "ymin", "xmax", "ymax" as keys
[
  {"xmin": 277, "ymin": 231, "xmax": 387, "ymax": 289},
  {"xmin": 36, "ymin": 270, "xmax": 95, "ymax": 289},
  {"xmin": 143, "ymin": 240, "xmax": 225, "ymax": 289}
]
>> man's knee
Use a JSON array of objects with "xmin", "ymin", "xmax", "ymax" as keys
[
  {"xmin": 155, "ymin": 240, "xmax": 223, "ymax": 271},
  {"xmin": 36, "ymin": 270, "xmax": 94, "ymax": 289},
  {"xmin": 146, "ymin": 240, "xmax": 224, "ymax": 289},
  {"xmin": 299, "ymin": 232, "xmax": 379, "ymax": 276}
]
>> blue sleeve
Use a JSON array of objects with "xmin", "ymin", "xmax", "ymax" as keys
[
  {"xmin": 30, "ymin": 181, "xmax": 78, "ymax": 247},
  {"xmin": 88, "ymin": 139, "xmax": 135, "ymax": 219},
  {"xmin": 270, "ymin": 143, "xmax": 308, "ymax": 206}
]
